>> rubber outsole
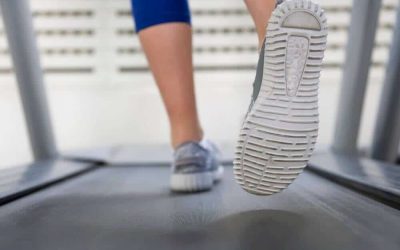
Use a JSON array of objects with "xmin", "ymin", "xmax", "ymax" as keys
[
  {"xmin": 234, "ymin": 0, "xmax": 327, "ymax": 196},
  {"xmin": 171, "ymin": 166, "xmax": 224, "ymax": 192}
]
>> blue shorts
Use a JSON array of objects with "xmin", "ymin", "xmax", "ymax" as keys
[{"xmin": 130, "ymin": 0, "xmax": 191, "ymax": 32}]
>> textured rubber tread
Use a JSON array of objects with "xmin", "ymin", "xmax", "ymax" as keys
[{"xmin": 234, "ymin": 0, "xmax": 327, "ymax": 196}]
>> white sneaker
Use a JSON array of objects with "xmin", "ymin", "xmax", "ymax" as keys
[
  {"xmin": 171, "ymin": 140, "xmax": 224, "ymax": 192},
  {"xmin": 234, "ymin": 0, "xmax": 327, "ymax": 195}
]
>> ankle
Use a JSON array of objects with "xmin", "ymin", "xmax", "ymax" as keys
[{"xmin": 171, "ymin": 127, "xmax": 203, "ymax": 149}]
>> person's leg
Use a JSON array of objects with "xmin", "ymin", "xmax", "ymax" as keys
[
  {"xmin": 244, "ymin": 0, "xmax": 277, "ymax": 48},
  {"xmin": 138, "ymin": 24, "xmax": 202, "ymax": 148},
  {"xmin": 131, "ymin": 0, "xmax": 201, "ymax": 148},
  {"xmin": 130, "ymin": 0, "xmax": 223, "ymax": 192}
]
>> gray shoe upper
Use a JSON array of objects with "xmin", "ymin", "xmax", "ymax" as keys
[
  {"xmin": 251, "ymin": 41, "xmax": 266, "ymax": 108},
  {"xmin": 245, "ymin": 40, "xmax": 266, "ymax": 120},
  {"xmin": 276, "ymin": 0, "xmax": 285, "ymax": 6},
  {"xmin": 246, "ymin": 1, "xmax": 283, "ymax": 116},
  {"xmin": 172, "ymin": 140, "xmax": 220, "ymax": 174}
]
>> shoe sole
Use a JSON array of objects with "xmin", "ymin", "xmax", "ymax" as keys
[
  {"xmin": 171, "ymin": 166, "xmax": 224, "ymax": 192},
  {"xmin": 234, "ymin": 0, "xmax": 327, "ymax": 195}
]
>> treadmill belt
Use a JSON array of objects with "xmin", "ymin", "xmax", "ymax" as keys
[{"xmin": 0, "ymin": 166, "xmax": 399, "ymax": 250}]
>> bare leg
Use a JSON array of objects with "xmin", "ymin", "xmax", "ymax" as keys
[
  {"xmin": 244, "ymin": 0, "xmax": 277, "ymax": 48},
  {"xmin": 138, "ymin": 23, "xmax": 202, "ymax": 148}
]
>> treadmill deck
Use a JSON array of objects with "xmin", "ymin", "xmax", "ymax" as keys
[{"xmin": 0, "ymin": 165, "xmax": 399, "ymax": 250}]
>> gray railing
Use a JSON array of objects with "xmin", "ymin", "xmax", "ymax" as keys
[
  {"xmin": 0, "ymin": 0, "xmax": 57, "ymax": 161},
  {"xmin": 371, "ymin": 5, "xmax": 400, "ymax": 163},
  {"xmin": 332, "ymin": 0, "xmax": 382, "ymax": 154}
]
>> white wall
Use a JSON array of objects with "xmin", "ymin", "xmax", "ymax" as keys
[{"xmin": 0, "ymin": 0, "xmax": 397, "ymax": 168}]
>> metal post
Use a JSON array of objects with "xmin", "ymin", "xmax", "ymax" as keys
[
  {"xmin": 332, "ymin": 0, "xmax": 382, "ymax": 154},
  {"xmin": 371, "ymin": 6, "xmax": 400, "ymax": 163},
  {"xmin": 0, "ymin": 0, "xmax": 58, "ymax": 160}
]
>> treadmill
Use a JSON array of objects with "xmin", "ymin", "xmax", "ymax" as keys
[{"xmin": 0, "ymin": 0, "xmax": 399, "ymax": 249}]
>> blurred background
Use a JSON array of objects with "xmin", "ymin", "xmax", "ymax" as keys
[{"xmin": 0, "ymin": 0, "xmax": 398, "ymax": 168}]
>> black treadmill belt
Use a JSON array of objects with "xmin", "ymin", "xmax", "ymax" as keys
[
  {"xmin": 0, "ymin": 160, "xmax": 96, "ymax": 205},
  {"xmin": 309, "ymin": 152, "xmax": 400, "ymax": 207},
  {"xmin": 0, "ymin": 166, "xmax": 399, "ymax": 250}
]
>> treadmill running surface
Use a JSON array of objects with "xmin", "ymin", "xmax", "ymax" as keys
[{"xmin": 0, "ymin": 165, "xmax": 399, "ymax": 250}]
